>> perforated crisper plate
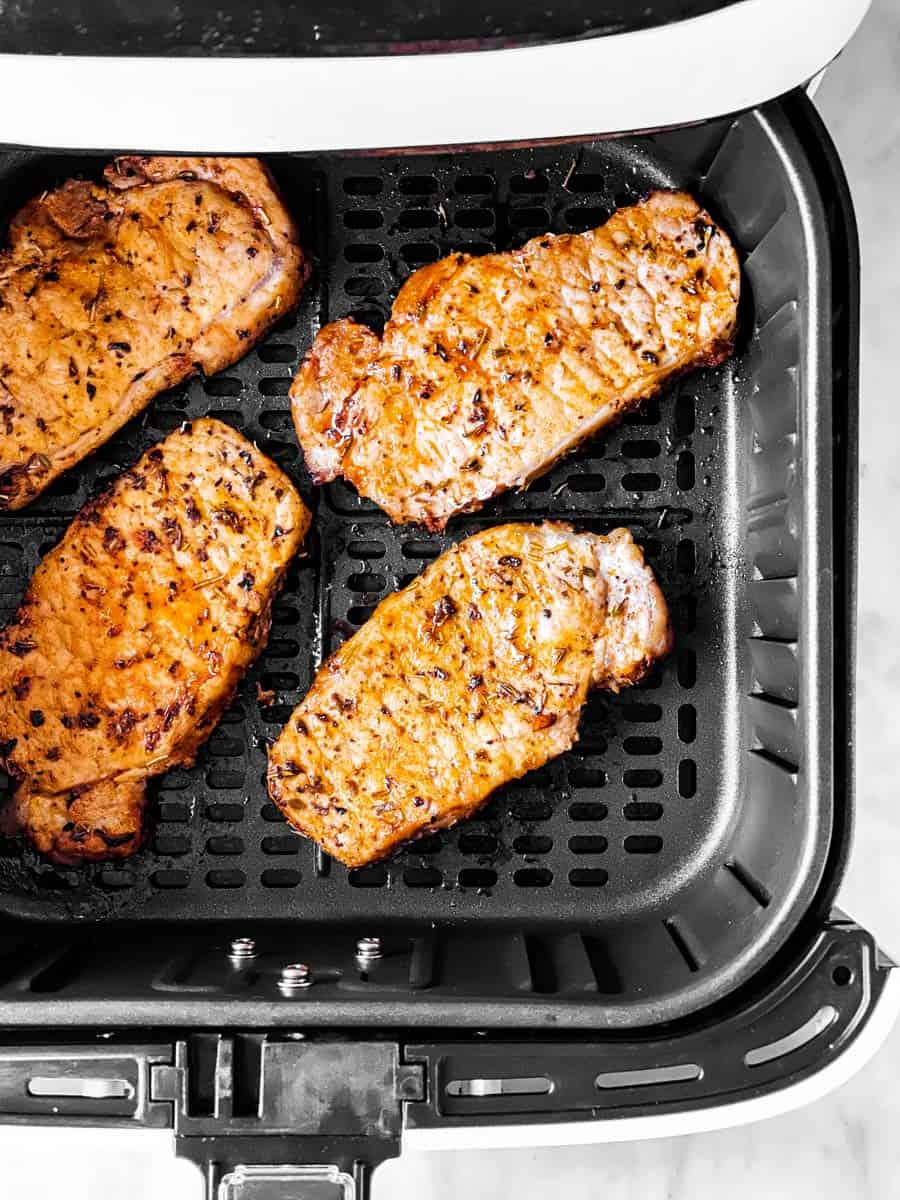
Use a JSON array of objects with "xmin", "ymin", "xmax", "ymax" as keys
[{"xmin": 0, "ymin": 106, "xmax": 838, "ymax": 1025}]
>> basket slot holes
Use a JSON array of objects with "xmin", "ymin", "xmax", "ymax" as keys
[
  {"xmin": 346, "ymin": 604, "xmax": 377, "ymax": 626},
  {"xmin": 676, "ymin": 595, "xmax": 698, "ymax": 634},
  {"xmin": 679, "ymin": 760, "xmax": 697, "ymax": 798},
  {"xmin": 206, "ymin": 870, "xmax": 245, "ymax": 888},
  {"xmin": 623, "ymin": 802, "xmax": 663, "ymax": 822},
  {"xmin": 744, "ymin": 1005, "xmax": 837, "ymax": 1068},
  {"xmin": 621, "ymin": 703, "xmax": 662, "ymax": 724},
  {"xmin": 624, "ymin": 397, "xmax": 661, "ymax": 426},
  {"xmin": 260, "ymin": 672, "xmax": 300, "ymax": 694},
  {"xmin": 565, "ymin": 171, "xmax": 606, "ymax": 194},
  {"xmin": 569, "ymin": 868, "xmax": 609, "ymax": 887},
  {"xmin": 677, "ymin": 451, "xmax": 696, "ymax": 490},
  {"xmin": 262, "ymin": 835, "xmax": 299, "ymax": 856},
  {"xmin": 568, "ymin": 802, "xmax": 608, "ymax": 822},
  {"xmin": 343, "ymin": 176, "xmax": 383, "ymax": 196},
  {"xmin": 622, "ymin": 439, "xmax": 661, "ymax": 460},
  {"xmin": 568, "ymin": 766, "xmax": 606, "ymax": 789},
  {"xmin": 456, "ymin": 173, "xmax": 494, "ymax": 194},
  {"xmin": 202, "ymin": 376, "xmax": 242, "ymax": 398},
  {"xmin": 510, "ymin": 206, "xmax": 550, "ymax": 230},
  {"xmin": 410, "ymin": 834, "xmax": 443, "ymax": 855},
  {"xmin": 453, "ymin": 240, "xmax": 496, "ymax": 256},
  {"xmin": 565, "ymin": 205, "xmax": 608, "ymax": 231},
  {"xmin": 623, "ymin": 736, "xmax": 662, "ymax": 756},
  {"xmin": 678, "ymin": 705, "xmax": 697, "ymax": 743},
  {"xmin": 677, "ymin": 541, "xmax": 696, "ymax": 577},
  {"xmin": 401, "ymin": 242, "xmax": 441, "ymax": 266},
  {"xmin": 261, "ymin": 803, "xmax": 286, "ymax": 823},
  {"xmin": 153, "ymin": 834, "xmax": 191, "ymax": 856},
  {"xmin": 458, "ymin": 867, "xmax": 497, "ymax": 890},
  {"xmin": 509, "ymin": 798, "xmax": 552, "ymax": 822},
  {"xmin": 344, "ymin": 243, "xmax": 385, "ymax": 264},
  {"xmin": 349, "ymin": 306, "xmax": 387, "ymax": 331},
  {"xmin": 205, "ymin": 771, "xmax": 244, "ymax": 791},
  {"xmin": 401, "ymin": 540, "xmax": 443, "ymax": 560},
  {"xmin": 514, "ymin": 834, "xmax": 552, "ymax": 855},
  {"xmin": 622, "ymin": 472, "xmax": 661, "ymax": 493},
  {"xmin": 513, "ymin": 868, "xmax": 553, "ymax": 888},
  {"xmin": 261, "ymin": 869, "xmax": 301, "ymax": 888},
  {"xmin": 207, "ymin": 733, "xmax": 243, "ymax": 759},
  {"xmin": 263, "ymin": 636, "xmax": 300, "ymax": 660},
  {"xmin": 510, "ymin": 170, "xmax": 548, "ymax": 193},
  {"xmin": 152, "ymin": 870, "xmax": 190, "ymax": 889},
  {"xmin": 675, "ymin": 393, "xmax": 696, "ymax": 437},
  {"xmin": 678, "ymin": 648, "xmax": 697, "ymax": 688},
  {"xmin": 403, "ymin": 867, "xmax": 443, "ymax": 888},
  {"xmin": 459, "ymin": 833, "xmax": 499, "ymax": 856},
  {"xmin": 344, "ymin": 276, "xmax": 384, "ymax": 299},
  {"xmin": 395, "ymin": 173, "xmax": 438, "ymax": 195},
  {"xmin": 569, "ymin": 835, "xmax": 608, "ymax": 855},
  {"xmin": 625, "ymin": 835, "xmax": 663, "ymax": 854},
  {"xmin": 343, "ymin": 210, "xmax": 383, "ymax": 230},
  {"xmin": 565, "ymin": 473, "xmax": 605, "ymax": 493},
  {"xmin": 206, "ymin": 836, "xmax": 245, "ymax": 856},
  {"xmin": 272, "ymin": 603, "xmax": 300, "ymax": 625},
  {"xmin": 347, "ymin": 540, "xmax": 386, "ymax": 560},
  {"xmin": 349, "ymin": 865, "xmax": 388, "ymax": 888},
  {"xmin": 454, "ymin": 208, "xmax": 495, "ymax": 230},
  {"xmin": 398, "ymin": 208, "xmax": 440, "ymax": 230},
  {"xmin": 207, "ymin": 802, "xmax": 245, "ymax": 822},
  {"xmin": 258, "ymin": 408, "xmax": 293, "ymax": 430},
  {"xmin": 256, "ymin": 344, "xmax": 297, "ymax": 364},
  {"xmin": 347, "ymin": 572, "xmax": 385, "ymax": 594},
  {"xmin": 157, "ymin": 801, "xmax": 190, "ymax": 824},
  {"xmin": 99, "ymin": 870, "xmax": 137, "ymax": 891}
]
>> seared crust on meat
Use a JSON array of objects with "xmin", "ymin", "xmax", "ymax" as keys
[
  {"xmin": 268, "ymin": 523, "xmax": 671, "ymax": 867},
  {"xmin": 0, "ymin": 156, "xmax": 307, "ymax": 510},
  {"xmin": 290, "ymin": 190, "xmax": 739, "ymax": 529},
  {"xmin": 0, "ymin": 418, "xmax": 310, "ymax": 862}
]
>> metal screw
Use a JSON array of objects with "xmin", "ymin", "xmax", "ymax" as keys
[
  {"xmin": 279, "ymin": 963, "xmax": 313, "ymax": 993},
  {"xmin": 228, "ymin": 937, "xmax": 257, "ymax": 967},
  {"xmin": 356, "ymin": 936, "xmax": 384, "ymax": 969}
]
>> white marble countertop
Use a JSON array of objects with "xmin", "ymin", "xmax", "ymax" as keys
[{"xmin": 3, "ymin": 4, "xmax": 899, "ymax": 1197}]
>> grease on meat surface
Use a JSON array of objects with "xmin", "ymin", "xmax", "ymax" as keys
[
  {"xmin": 268, "ymin": 523, "xmax": 671, "ymax": 867},
  {"xmin": 0, "ymin": 156, "xmax": 307, "ymax": 509},
  {"xmin": 0, "ymin": 418, "xmax": 309, "ymax": 862},
  {"xmin": 291, "ymin": 190, "xmax": 739, "ymax": 529}
]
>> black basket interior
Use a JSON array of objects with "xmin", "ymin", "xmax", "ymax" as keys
[{"xmin": 0, "ymin": 102, "xmax": 843, "ymax": 1027}]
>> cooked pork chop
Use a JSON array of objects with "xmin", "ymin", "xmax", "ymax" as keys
[
  {"xmin": 0, "ymin": 418, "xmax": 309, "ymax": 862},
  {"xmin": 268, "ymin": 523, "xmax": 671, "ymax": 867},
  {"xmin": 0, "ymin": 156, "xmax": 307, "ymax": 510},
  {"xmin": 291, "ymin": 190, "xmax": 739, "ymax": 530}
]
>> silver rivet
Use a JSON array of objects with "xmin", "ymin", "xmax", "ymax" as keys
[
  {"xmin": 356, "ymin": 936, "xmax": 384, "ymax": 968},
  {"xmin": 279, "ymin": 963, "xmax": 313, "ymax": 993},
  {"xmin": 229, "ymin": 937, "xmax": 257, "ymax": 966}
]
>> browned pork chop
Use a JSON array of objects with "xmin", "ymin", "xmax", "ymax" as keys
[
  {"xmin": 268, "ymin": 523, "xmax": 671, "ymax": 867},
  {"xmin": 290, "ymin": 190, "xmax": 739, "ymax": 530},
  {"xmin": 0, "ymin": 418, "xmax": 310, "ymax": 862},
  {"xmin": 0, "ymin": 156, "xmax": 307, "ymax": 510}
]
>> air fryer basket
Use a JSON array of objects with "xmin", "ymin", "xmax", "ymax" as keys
[{"xmin": 0, "ymin": 97, "xmax": 844, "ymax": 1030}]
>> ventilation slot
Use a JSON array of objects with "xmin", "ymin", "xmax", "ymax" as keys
[
  {"xmin": 744, "ymin": 1006, "xmax": 837, "ymax": 1067},
  {"xmin": 446, "ymin": 1076, "xmax": 552, "ymax": 1098},
  {"xmin": 595, "ymin": 1063, "xmax": 701, "ymax": 1090},
  {"xmin": 27, "ymin": 1077, "xmax": 133, "ymax": 1100}
]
